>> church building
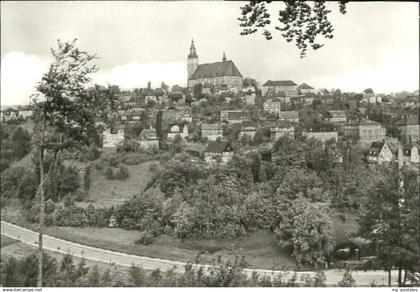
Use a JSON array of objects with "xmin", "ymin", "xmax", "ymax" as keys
[{"xmin": 187, "ymin": 40, "xmax": 243, "ymax": 90}]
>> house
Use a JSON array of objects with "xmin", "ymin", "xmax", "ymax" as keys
[
  {"xmin": 297, "ymin": 83, "xmax": 315, "ymax": 95},
  {"xmin": 300, "ymin": 96, "xmax": 314, "ymax": 105},
  {"xmin": 262, "ymin": 80, "xmax": 298, "ymax": 97},
  {"xmin": 362, "ymin": 88, "xmax": 382, "ymax": 104},
  {"xmin": 167, "ymin": 124, "xmax": 189, "ymax": 140},
  {"xmin": 302, "ymin": 125, "xmax": 338, "ymax": 143},
  {"xmin": 18, "ymin": 110, "xmax": 33, "ymax": 119},
  {"xmin": 398, "ymin": 115, "xmax": 419, "ymax": 143},
  {"xmin": 1, "ymin": 109, "xmax": 19, "ymax": 122},
  {"xmin": 204, "ymin": 141, "xmax": 234, "ymax": 164},
  {"xmin": 201, "ymin": 123, "xmax": 223, "ymax": 141},
  {"xmin": 270, "ymin": 121, "xmax": 295, "ymax": 141},
  {"xmin": 145, "ymin": 95, "xmax": 158, "ymax": 104},
  {"xmin": 243, "ymin": 94, "xmax": 256, "ymax": 105},
  {"xmin": 220, "ymin": 109, "xmax": 250, "ymax": 124},
  {"xmin": 178, "ymin": 110, "xmax": 193, "ymax": 123},
  {"xmin": 278, "ymin": 111, "xmax": 299, "ymax": 123},
  {"xmin": 138, "ymin": 128, "xmax": 159, "ymax": 150},
  {"xmin": 239, "ymin": 121, "xmax": 257, "ymax": 140},
  {"xmin": 241, "ymin": 86, "xmax": 256, "ymax": 94},
  {"xmin": 366, "ymin": 141, "xmax": 394, "ymax": 164},
  {"xmin": 328, "ymin": 110, "xmax": 347, "ymax": 124},
  {"xmin": 102, "ymin": 127, "xmax": 125, "ymax": 149},
  {"xmin": 398, "ymin": 143, "xmax": 420, "ymax": 165},
  {"xmin": 263, "ymin": 98, "xmax": 281, "ymax": 114},
  {"xmin": 343, "ymin": 119, "xmax": 386, "ymax": 146}
]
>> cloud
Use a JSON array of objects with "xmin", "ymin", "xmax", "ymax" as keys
[
  {"xmin": 323, "ymin": 48, "xmax": 419, "ymax": 93},
  {"xmin": 1, "ymin": 52, "xmax": 48, "ymax": 105},
  {"xmin": 92, "ymin": 62, "xmax": 187, "ymax": 89}
]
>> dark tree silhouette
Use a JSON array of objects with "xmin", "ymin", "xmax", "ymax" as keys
[{"xmin": 238, "ymin": 1, "xmax": 348, "ymax": 57}]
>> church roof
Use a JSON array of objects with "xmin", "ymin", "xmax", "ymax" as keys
[{"xmin": 191, "ymin": 60, "xmax": 242, "ymax": 80}]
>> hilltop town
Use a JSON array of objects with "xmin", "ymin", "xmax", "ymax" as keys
[{"xmin": 1, "ymin": 40, "xmax": 419, "ymax": 287}]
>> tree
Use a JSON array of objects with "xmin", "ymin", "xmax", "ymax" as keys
[
  {"xmin": 30, "ymin": 39, "xmax": 113, "ymax": 287},
  {"xmin": 160, "ymin": 81, "xmax": 169, "ymax": 92},
  {"xmin": 274, "ymin": 195, "xmax": 334, "ymax": 267},
  {"xmin": 238, "ymin": 1, "xmax": 348, "ymax": 57},
  {"xmin": 359, "ymin": 165, "xmax": 420, "ymax": 286},
  {"xmin": 155, "ymin": 110, "xmax": 163, "ymax": 145},
  {"xmin": 193, "ymin": 83, "xmax": 203, "ymax": 99},
  {"xmin": 242, "ymin": 77, "xmax": 257, "ymax": 88},
  {"xmin": 11, "ymin": 127, "xmax": 31, "ymax": 159}
]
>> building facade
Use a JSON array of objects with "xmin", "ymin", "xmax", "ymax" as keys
[
  {"xmin": 263, "ymin": 98, "xmax": 281, "ymax": 114},
  {"xmin": 302, "ymin": 128, "xmax": 338, "ymax": 143},
  {"xmin": 167, "ymin": 124, "xmax": 189, "ymax": 140},
  {"xmin": 204, "ymin": 141, "xmax": 234, "ymax": 164},
  {"xmin": 102, "ymin": 127, "xmax": 125, "ymax": 149},
  {"xmin": 270, "ymin": 121, "xmax": 295, "ymax": 141},
  {"xmin": 239, "ymin": 121, "xmax": 257, "ymax": 140},
  {"xmin": 278, "ymin": 111, "xmax": 300, "ymax": 123},
  {"xmin": 220, "ymin": 109, "xmax": 250, "ymax": 124},
  {"xmin": 343, "ymin": 119, "xmax": 386, "ymax": 146},
  {"xmin": 138, "ymin": 129, "xmax": 159, "ymax": 150},
  {"xmin": 262, "ymin": 80, "xmax": 298, "ymax": 97},
  {"xmin": 399, "ymin": 115, "xmax": 419, "ymax": 143},
  {"xmin": 366, "ymin": 141, "xmax": 394, "ymax": 164},
  {"xmin": 201, "ymin": 123, "xmax": 223, "ymax": 141}
]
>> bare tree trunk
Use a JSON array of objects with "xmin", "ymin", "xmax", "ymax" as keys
[
  {"xmin": 37, "ymin": 113, "xmax": 46, "ymax": 288},
  {"xmin": 388, "ymin": 269, "xmax": 391, "ymax": 287},
  {"xmin": 37, "ymin": 144, "xmax": 44, "ymax": 287},
  {"xmin": 398, "ymin": 265, "xmax": 402, "ymax": 286}
]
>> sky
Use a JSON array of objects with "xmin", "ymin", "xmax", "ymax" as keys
[{"xmin": 1, "ymin": 1, "xmax": 419, "ymax": 105}]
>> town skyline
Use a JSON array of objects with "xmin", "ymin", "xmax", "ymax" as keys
[{"xmin": 1, "ymin": 1, "xmax": 418, "ymax": 105}]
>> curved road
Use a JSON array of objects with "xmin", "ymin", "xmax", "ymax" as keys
[{"xmin": 1, "ymin": 221, "xmax": 397, "ymax": 286}]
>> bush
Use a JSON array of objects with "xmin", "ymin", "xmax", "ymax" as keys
[
  {"xmin": 55, "ymin": 206, "xmax": 88, "ymax": 227},
  {"xmin": 74, "ymin": 189, "xmax": 87, "ymax": 202},
  {"xmin": 114, "ymin": 166, "xmax": 129, "ymax": 180},
  {"xmin": 135, "ymin": 231, "xmax": 155, "ymax": 245},
  {"xmin": 104, "ymin": 167, "xmax": 114, "ymax": 180},
  {"xmin": 64, "ymin": 195, "xmax": 75, "ymax": 208},
  {"xmin": 94, "ymin": 162, "xmax": 104, "ymax": 170},
  {"xmin": 83, "ymin": 165, "xmax": 91, "ymax": 191}
]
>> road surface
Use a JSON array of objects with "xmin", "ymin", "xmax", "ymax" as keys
[{"xmin": 1, "ymin": 220, "xmax": 397, "ymax": 286}]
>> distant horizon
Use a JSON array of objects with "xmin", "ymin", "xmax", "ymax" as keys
[{"xmin": 1, "ymin": 1, "xmax": 419, "ymax": 105}]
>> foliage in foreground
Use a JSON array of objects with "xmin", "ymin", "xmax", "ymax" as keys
[{"xmin": 1, "ymin": 252, "xmax": 336, "ymax": 287}]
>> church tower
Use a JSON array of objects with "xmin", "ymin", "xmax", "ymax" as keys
[
  {"xmin": 222, "ymin": 52, "xmax": 226, "ymax": 62},
  {"xmin": 187, "ymin": 39, "xmax": 198, "ymax": 82}
]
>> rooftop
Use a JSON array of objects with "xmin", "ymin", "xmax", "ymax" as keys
[
  {"xmin": 263, "ymin": 80, "xmax": 297, "ymax": 87},
  {"xmin": 298, "ymin": 83, "xmax": 314, "ymax": 90},
  {"xmin": 278, "ymin": 111, "xmax": 299, "ymax": 120},
  {"xmin": 205, "ymin": 141, "xmax": 233, "ymax": 153},
  {"xmin": 191, "ymin": 60, "xmax": 242, "ymax": 79}
]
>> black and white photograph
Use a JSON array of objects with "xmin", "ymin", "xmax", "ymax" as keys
[{"xmin": 0, "ymin": 0, "xmax": 419, "ymax": 289}]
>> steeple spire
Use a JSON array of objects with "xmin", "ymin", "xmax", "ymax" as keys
[
  {"xmin": 222, "ymin": 52, "xmax": 226, "ymax": 62},
  {"xmin": 188, "ymin": 39, "xmax": 197, "ymax": 58}
]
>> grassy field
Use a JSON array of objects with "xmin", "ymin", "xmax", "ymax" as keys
[
  {"xmin": 1, "ymin": 235, "xmax": 18, "ymax": 248},
  {"xmin": 330, "ymin": 211, "xmax": 359, "ymax": 244},
  {"xmin": 42, "ymin": 211, "xmax": 359, "ymax": 270},
  {"xmin": 80, "ymin": 160, "xmax": 157, "ymax": 208},
  {"xmin": 0, "ymin": 235, "xmax": 130, "ymax": 282},
  {"xmin": 43, "ymin": 225, "xmax": 301, "ymax": 270}
]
